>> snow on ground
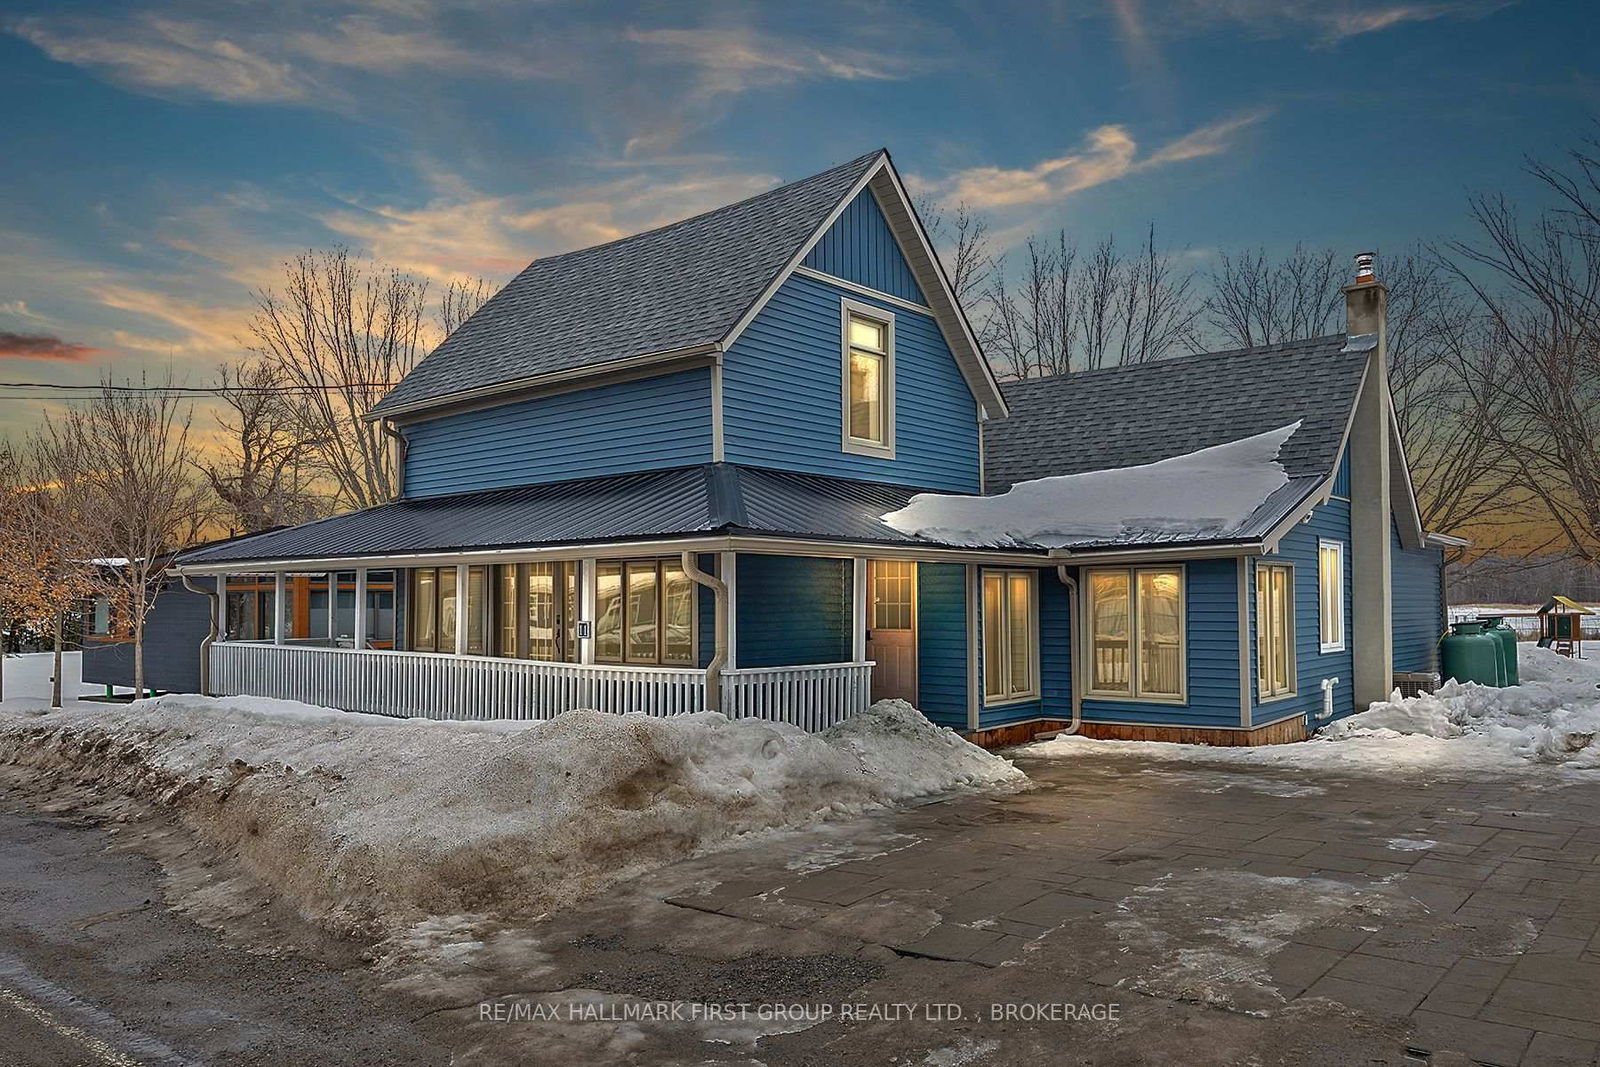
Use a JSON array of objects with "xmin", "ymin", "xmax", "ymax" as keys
[
  {"xmin": 0, "ymin": 690, "xmax": 1023, "ymax": 953},
  {"xmin": 1, "ymin": 651, "xmax": 102, "ymax": 701},
  {"xmin": 1025, "ymin": 645, "xmax": 1600, "ymax": 777},
  {"xmin": 880, "ymin": 422, "xmax": 1298, "ymax": 548}
]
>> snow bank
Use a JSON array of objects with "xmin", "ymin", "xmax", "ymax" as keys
[
  {"xmin": 1026, "ymin": 646, "xmax": 1600, "ymax": 776},
  {"xmin": 0, "ymin": 693, "xmax": 1022, "ymax": 946},
  {"xmin": 880, "ymin": 423, "xmax": 1298, "ymax": 548},
  {"xmin": 1322, "ymin": 646, "xmax": 1600, "ymax": 767}
]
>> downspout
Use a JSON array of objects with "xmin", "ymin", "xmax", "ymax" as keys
[
  {"xmin": 1052, "ymin": 566, "xmax": 1084, "ymax": 736},
  {"xmin": 681, "ymin": 551, "xmax": 727, "ymax": 713},
  {"xmin": 180, "ymin": 572, "xmax": 219, "ymax": 696}
]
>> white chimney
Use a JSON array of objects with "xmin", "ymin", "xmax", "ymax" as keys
[{"xmin": 1344, "ymin": 251, "xmax": 1393, "ymax": 708}]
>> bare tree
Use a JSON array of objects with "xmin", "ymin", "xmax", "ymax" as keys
[
  {"xmin": 247, "ymin": 248, "xmax": 429, "ymax": 509},
  {"xmin": 41, "ymin": 375, "xmax": 211, "ymax": 697},
  {"xmin": 439, "ymin": 276, "xmax": 494, "ymax": 336},
  {"xmin": 983, "ymin": 228, "xmax": 1201, "ymax": 378},
  {"xmin": 1205, "ymin": 244, "xmax": 1343, "ymax": 348},
  {"xmin": 1443, "ymin": 158, "xmax": 1600, "ymax": 561},
  {"xmin": 918, "ymin": 197, "xmax": 994, "ymax": 306},
  {"xmin": 203, "ymin": 360, "xmax": 328, "ymax": 535}
]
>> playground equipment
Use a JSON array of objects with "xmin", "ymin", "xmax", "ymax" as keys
[{"xmin": 1537, "ymin": 597, "xmax": 1593, "ymax": 658}]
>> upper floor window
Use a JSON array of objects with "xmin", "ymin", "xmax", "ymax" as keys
[
  {"xmin": 1086, "ymin": 566, "xmax": 1186, "ymax": 703},
  {"xmin": 842, "ymin": 301, "xmax": 894, "ymax": 457},
  {"xmin": 1318, "ymin": 540, "xmax": 1345, "ymax": 653}
]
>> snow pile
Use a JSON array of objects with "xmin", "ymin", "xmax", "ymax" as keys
[
  {"xmin": 0, "ymin": 694, "xmax": 1022, "ymax": 945},
  {"xmin": 881, "ymin": 422, "xmax": 1298, "ymax": 548},
  {"xmin": 1321, "ymin": 646, "xmax": 1600, "ymax": 767}
]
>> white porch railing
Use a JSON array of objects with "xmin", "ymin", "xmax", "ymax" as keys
[{"xmin": 208, "ymin": 643, "xmax": 874, "ymax": 730}]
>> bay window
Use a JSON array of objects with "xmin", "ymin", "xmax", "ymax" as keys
[
  {"xmin": 1086, "ymin": 566, "xmax": 1186, "ymax": 702},
  {"xmin": 1257, "ymin": 563, "xmax": 1296, "ymax": 699},
  {"xmin": 982, "ymin": 569, "xmax": 1037, "ymax": 704}
]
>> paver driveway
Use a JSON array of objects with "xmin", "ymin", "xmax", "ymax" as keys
[{"xmin": 442, "ymin": 746, "xmax": 1600, "ymax": 1066}]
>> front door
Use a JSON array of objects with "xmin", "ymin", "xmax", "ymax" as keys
[{"xmin": 866, "ymin": 559, "xmax": 917, "ymax": 703}]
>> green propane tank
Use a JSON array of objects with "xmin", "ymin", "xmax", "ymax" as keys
[
  {"xmin": 1441, "ymin": 621, "xmax": 1503, "ymax": 686},
  {"xmin": 1476, "ymin": 616, "xmax": 1519, "ymax": 686}
]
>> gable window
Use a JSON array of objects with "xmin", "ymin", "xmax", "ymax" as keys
[
  {"xmin": 1257, "ymin": 563, "xmax": 1296, "ymax": 699},
  {"xmin": 982, "ymin": 569, "xmax": 1037, "ymax": 704},
  {"xmin": 1318, "ymin": 540, "xmax": 1345, "ymax": 653},
  {"xmin": 841, "ymin": 301, "xmax": 894, "ymax": 456},
  {"xmin": 594, "ymin": 558, "xmax": 696, "ymax": 666},
  {"xmin": 1086, "ymin": 567, "xmax": 1186, "ymax": 702}
]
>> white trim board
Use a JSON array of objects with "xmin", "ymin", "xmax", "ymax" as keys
[{"xmin": 794, "ymin": 266, "xmax": 935, "ymax": 317}]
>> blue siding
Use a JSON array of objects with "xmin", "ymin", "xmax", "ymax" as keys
[
  {"xmin": 802, "ymin": 189, "xmax": 926, "ymax": 305},
  {"xmin": 1332, "ymin": 448, "xmax": 1351, "ymax": 497},
  {"xmin": 1073, "ymin": 559, "xmax": 1245, "ymax": 730},
  {"xmin": 1252, "ymin": 499, "xmax": 1354, "ymax": 726},
  {"xmin": 976, "ymin": 569, "xmax": 1071, "ymax": 730},
  {"xmin": 722, "ymin": 273, "xmax": 981, "ymax": 491},
  {"xmin": 916, "ymin": 563, "xmax": 968, "ymax": 729},
  {"xmin": 1393, "ymin": 519, "xmax": 1445, "ymax": 673},
  {"xmin": 736, "ymin": 554, "xmax": 850, "ymax": 668},
  {"xmin": 401, "ymin": 368, "xmax": 713, "ymax": 497}
]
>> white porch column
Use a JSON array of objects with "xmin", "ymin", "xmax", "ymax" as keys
[
  {"xmin": 579, "ymin": 558, "xmax": 596, "ymax": 665},
  {"xmin": 325, "ymin": 573, "xmax": 336, "ymax": 645},
  {"xmin": 454, "ymin": 564, "xmax": 469, "ymax": 656},
  {"xmin": 353, "ymin": 569, "xmax": 368, "ymax": 649},
  {"xmin": 720, "ymin": 551, "xmax": 739, "ymax": 670},
  {"xmin": 273, "ymin": 571, "xmax": 286, "ymax": 645},
  {"xmin": 851, "ymin": 556, "xmax": 868, "ymax": 663},
  {"xmin": 965, "ymin": 564, "xmax": 980, "ymax": 732}
]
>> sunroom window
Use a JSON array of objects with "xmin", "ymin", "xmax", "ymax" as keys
[
  {"xmin": 595, "ymin": 558, "xmax": 695, "ymax": 666},
  {"xmin": 1257, "ymin": 563, "xmax": 1296, "ymax": 699},
  {"xmin": 1086, "ymin": 567, "xmax": 1186, "ymax": 702},
  {"xmin": 843, "ymin": 304, "xmax": 893, "ymax": 454}
]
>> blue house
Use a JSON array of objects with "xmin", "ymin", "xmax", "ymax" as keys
[{"xmin": 176, "ymin": 151, "xmax": 1460, "ymax": 744}]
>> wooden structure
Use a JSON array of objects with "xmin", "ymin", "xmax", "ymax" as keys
[{"xmin": 1537, "ymin": 596, "xmax": 1594, "ymax": 657}]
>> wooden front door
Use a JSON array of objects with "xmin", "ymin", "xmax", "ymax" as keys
[{"xmin": 866, "ymin": 559, "xmax": 917, "ymax": 703}]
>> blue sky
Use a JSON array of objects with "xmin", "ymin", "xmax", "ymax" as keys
[{"xmin": 0, "ymin": 0, "xmax": 1594, "ymax": 435}]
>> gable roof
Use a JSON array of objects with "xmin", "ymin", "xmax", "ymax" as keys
[
  {"xmin": 982, "ymin": 335, "xmax": 1368, "ymax": 493},
  {"xmin": 369, "ymin": 150, "xmax": 1006, "ymax": 421}
]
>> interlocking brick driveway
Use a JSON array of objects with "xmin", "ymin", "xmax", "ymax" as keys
[{"xmin": 450, "ymin": 746, "xmax": 1600, "ymax": 1066}]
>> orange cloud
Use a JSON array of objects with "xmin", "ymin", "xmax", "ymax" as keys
[{"xmin": 0, "ymin": 331, "xmax": 97, "ymax": 361}]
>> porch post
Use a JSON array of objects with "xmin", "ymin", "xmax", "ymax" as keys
[
  {"xmin": 325, "ymin": 572, "xmax": 336, "ymax": 645},
  {"xmin": 579, "ymin": 558, "xmax": 596, "ymax": 665},
  {"xmin": 454, "ymin": 563, "xmax": 469, "ymax": 655},
  {"xmin": 851, "ymin": 557, "xmax": 868, "ymax": 663},
  {"xmin": 354, "ymin": 568, "xmax": 368, "ymax": 649},
  {"xmin": 273, "ymin": 571, "xmax": 286, "ymax": 645},
  {"xmin": 720, "ymin": 551, "xmax": 739, "ymax": 670},
  {"xmin": 965, "ymin": 564, "xmax": 980, "ymax": 732}
]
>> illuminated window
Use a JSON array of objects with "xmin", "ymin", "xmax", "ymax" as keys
[
  {"xmin": 843, "ymin": 304, "xmax": 893, "ymax": 454},
  {"xmin": 982, "ymin": 569, "xmax": 1037, "ymax": 703},
  {"xmin": 1085, "ymin": 567, "xmax": 1186, "ymax": 702},
  {"xmin": 1318, "ymin": 540, "xmax": 1345, "ymax": 653},
  {"xmin": 595, "ymin": 558, "xmax": 696, "ymax": 666},
  {"xmin": 1257, "ymin": 563, "xmax": 1296, "ymax": 699}
]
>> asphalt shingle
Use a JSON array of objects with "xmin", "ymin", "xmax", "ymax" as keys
[
  {"xmin": 370, "ymin": 151, "xmax": 884, "ymax": 417},
  {"xmin": 982, "ymin": 335, "xmax": 1368, "ymax": 492}
]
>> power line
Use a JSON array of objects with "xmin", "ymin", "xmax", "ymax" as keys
[{"xmin": 0, "ymin": 381, "xmax": 398, "ymax": 396}]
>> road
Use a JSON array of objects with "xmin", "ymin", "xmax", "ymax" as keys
[{"xmin": 0, "ymin": 780, "xmax": 448, "ymax": 1067}]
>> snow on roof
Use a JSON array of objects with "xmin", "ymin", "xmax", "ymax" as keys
[{"xmin": 881, "ymin": 422, "xmax": 1301, "ymax": 549}]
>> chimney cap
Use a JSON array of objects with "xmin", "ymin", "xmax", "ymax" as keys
[{"xmin": 1354, "ymin": 251, "xmax": 1376, "ymax": 283}]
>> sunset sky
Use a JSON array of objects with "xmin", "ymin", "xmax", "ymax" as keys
[{"xmin": 1, "ymin": 0, "xmax": 1595, "ymax": 440}]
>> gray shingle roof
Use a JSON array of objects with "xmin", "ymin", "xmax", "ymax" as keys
[
  {"xmin": 982, "ymin": 334, "xmax": 1368, "ymax": 493},
  {"xmin": 370, "ymin": 151, "xmax": 885, "ymax": 417}
]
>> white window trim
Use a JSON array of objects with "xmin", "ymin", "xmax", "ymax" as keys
[
  {"xmin": 1083, "ymin": 565, "xmax": 1188, "ymax": 705},
  {"xmin": 840, "ymin": 298, "xmax": 895, "ymax": 459},
  {"xmin": 1318, "ymin": 539, "xmax": 1346, "ymax": 653},
  {"xmin": 981, "ymin": 568, "xmax": 1039, "ymax": 705},
  {"xmin": 1256, "ymin": 561, "xmax": 1298, "ymax": 702}
]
